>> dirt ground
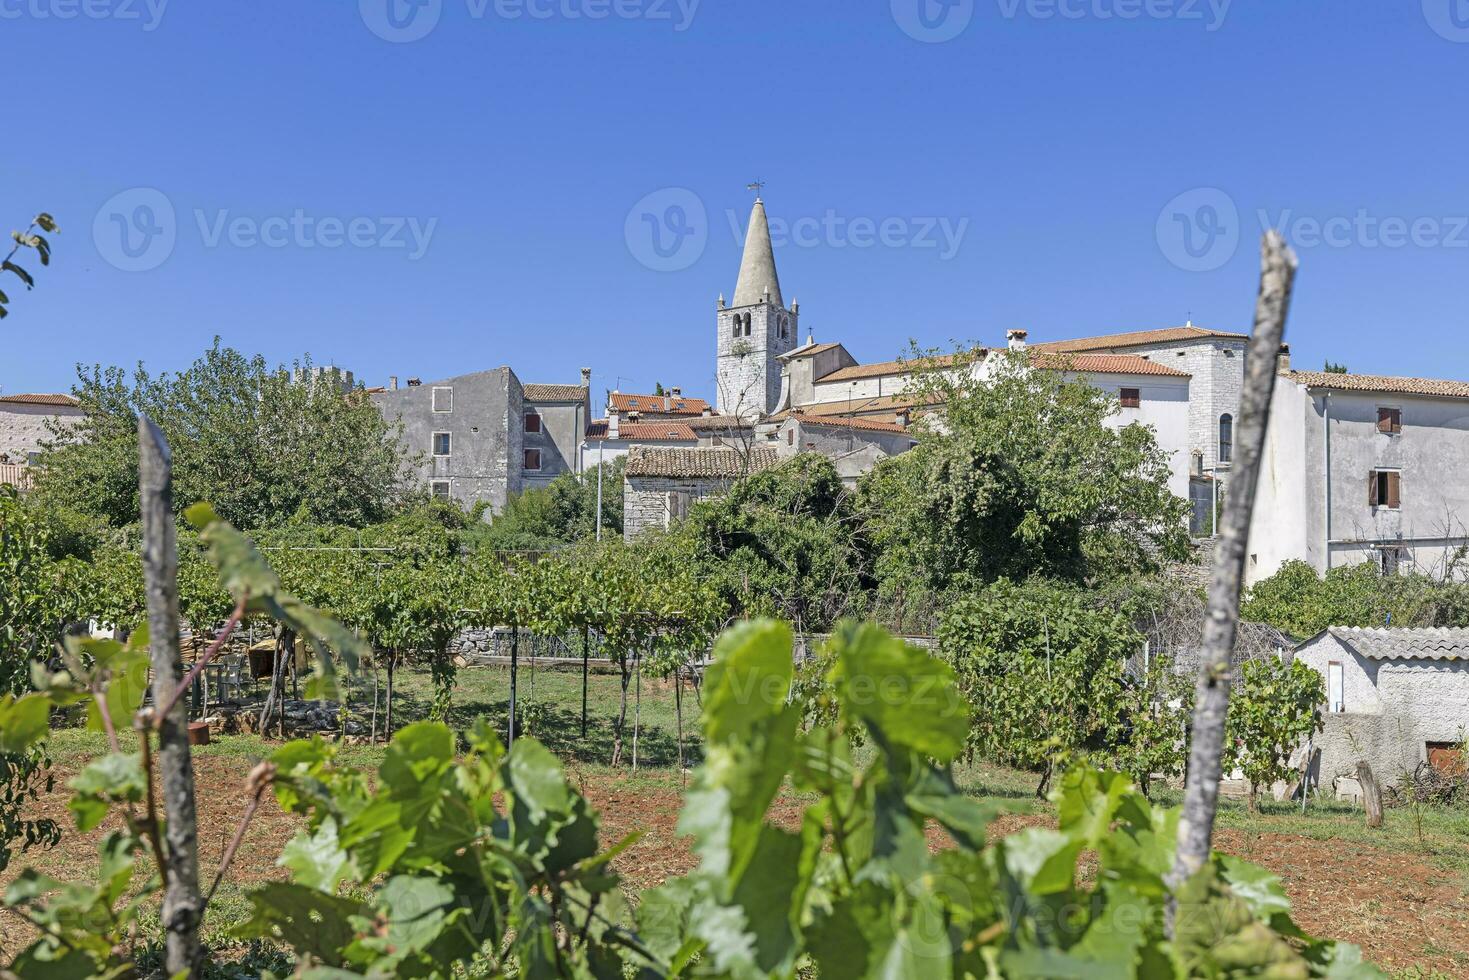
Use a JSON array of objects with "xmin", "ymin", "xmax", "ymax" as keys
[{"xmin": 5, "ymin": 749, "xmax": 1468, "ymax": 976}]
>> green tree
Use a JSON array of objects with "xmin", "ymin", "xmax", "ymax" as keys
[
  {"xmin": 468, "ymin": 458, "xmax": 625, "ymax": 552},
  {"xmin": 670, "ymin": 453, "xmax": 870, "ymax": 632},
  {"xmin": 937, "ymin": 577, "xmax": 1145, "ymax": 795},
  {"xmin": 1226, "ymin": 656, "xmax": 1326, "ymax": 811},
  {"xmin": 33, "ymin": 340, "xmax": 412, "ymax": 529},
  {"xmin": 1242, "ymin": 560, "xmax": 1469, "ymax": 638},
  {"xmin": 860, "ymin": 348, "xmax": 1190, "ymax": 605}
]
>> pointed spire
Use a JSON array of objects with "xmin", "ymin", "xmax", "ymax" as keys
[{"xmin": 732, "ymin": 198, "xmax": 783, "ymax": 308}]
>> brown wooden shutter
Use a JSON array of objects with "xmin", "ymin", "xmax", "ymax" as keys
[
  {"xmin": 1378, "ymin": 408, "xmax": 1392, "ymax": 433},
  {"xmin": 1120, "ymin": 387, "xmax": 1141, "ymax": 409},
  {"xmin": 1388, "ymin": 472, "xmax": 1401, "ymax": 509},
  {"xmin": 1369, "ymin": 471, "xmax": 1379, "ymax": 507}
]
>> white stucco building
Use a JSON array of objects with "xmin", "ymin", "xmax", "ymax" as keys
[
  {"xmin": 1248, "ymin": 369, "xmax": 1469, "ymax": 584},
  {"xmin": 1294, "ymin": 627, "xmax": 1469, "ymax": 793}
]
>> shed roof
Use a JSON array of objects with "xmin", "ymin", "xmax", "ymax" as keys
[
  {"xmin": 586, "ymin": 421, "xmax": 698, "ymax": 442},
  {"xmin": 1285, "ymin": 370, "xmax": 1469, "ymax": 401},
  {"xmin": 1030, "ymin": 325, "xmax": 1248, "ymax": 353},
  {"xmin": 625, "ymin": 446, "xmax": 779, "ymax": 479},
  {"xmin": 1303, "ymin": 627, "xmax": 1469, "ymax": 661}
]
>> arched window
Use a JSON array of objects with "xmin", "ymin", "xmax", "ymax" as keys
[
  {"xmin": 744, "ymin": 315, "xmax": 752, "ymax": 337},
  {"xmin": 1219, "ymin": 414, "xmax": 1234, "ymax": 464},
  {"xmin": 731, "ymin": 317, "xmax": 740, "ymax": 338}
]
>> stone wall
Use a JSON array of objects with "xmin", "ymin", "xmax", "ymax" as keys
[
  {"xmin": 0, "ymin": 403, "xmax": 84, "ymax": 463},
  {"xmin": 623, "ymin": 474, "xmax": 734, "ymax": 539},
  {"xmin": 717, "ymin": 300, "xmax": 798, "ymax": 418}
]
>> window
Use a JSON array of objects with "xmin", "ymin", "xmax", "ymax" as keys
[
  {"xmin": 432, "ymin": 432, "xmax": 451, "ymax": 457},
  {"xmin": 744, "ymin": 314, "xmax": 752, "ymax": 337},
  {"xmin": 26, "ymin": 451, "xmax": 40, "ymax": 466},
  {"xmin": 524, "ymin": 449, "xmax": 542, "ymax": 471},
  {"xmin": 1369, "ymin": 469, "xmax": 1401, "ymax": 509},
  {"xmin": 1120, "ymin": 387, "xmax": 1141, "ymax": 409},
  {"xmin": 1380, "ymin": 546, "xmax": 1403, "ymax": 576},
  {"xmin": 1377, "ymin": 407, "xmax": 1402, "ymax": 434},
  {"xmin": 787, "ymin": 428, "xmax": 794, "ymax": 445},
  {"xmin": 1218, "ymin": 414, "xmax": 1234, "ymax": 464},
  {"xmin": 1327, "ymin": 662, "xmax": 1344, "ymax": 713},
  {"xmin": 431, "ymin": 481, "xmax": 450, "ymax": 501},
  {"xmin": 432, "ymin": 386, "xmax": 453, "ymax": 413},
  {"xmin": 524, "ymin": 412, "xmax": 542, "ymax": 434}
]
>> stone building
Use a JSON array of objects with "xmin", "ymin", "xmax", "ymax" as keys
[
  {"xmin": 1294, "ymin": 627, "xmax": 1469, "ymax": 795},
  {"xmin": 716, "ymin": 198, "xmax": 799, "ymax": 420},
  {"xmin": 0, "ymin": 392, "xmax": 84, "ymax": 466},
  {"xmin": 1248, "ymin": 369, "xmax": 1469, "ymax": 583},
  {"xmin": 371, "ymin": 368, "xmax": 589, "ymax": 514},
  {"xmin": 622, "ymin": 446, "xmax": 780, "ymax": 539}
]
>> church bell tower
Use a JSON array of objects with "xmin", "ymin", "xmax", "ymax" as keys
[{"xmin": 716, "ymin": 196, "xmax": 798, "ymax": 419}]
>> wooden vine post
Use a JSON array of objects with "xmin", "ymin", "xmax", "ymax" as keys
[
  {"xmin": 138, "ymin": 417, "xmax": 205, "ymax": 977},
  {"xmin": 1166, "ymin": 232, "xmax": 1298, "ymax": 930}
]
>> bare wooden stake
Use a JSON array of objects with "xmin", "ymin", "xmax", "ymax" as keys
[
  {"xmin": 1166, "ymin": 233, "xmax": 1299, "ymax": 927},
  {"xmin": 138, "ymin": 416, "xmax": 204, "ymax": 977},
  {"xmin": 1357, "ymin": 762, "xmax": 1384, "ymax": 829}
]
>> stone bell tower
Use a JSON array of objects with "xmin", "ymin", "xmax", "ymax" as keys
[{"xmin": 716, "ymin": 196, "xmax": 798, "ymax": 419}]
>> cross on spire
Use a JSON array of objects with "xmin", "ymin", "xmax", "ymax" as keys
[{"xmin": 746, "ymin": 179, "xmax": 766, "ymax": 200}]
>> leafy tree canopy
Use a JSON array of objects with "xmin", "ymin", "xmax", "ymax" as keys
[
  {"xmin": 33, "ymin": 339, "xmax": 411, "ymax": 530},
  {"xmin": 466, "ymin": 459, "xmax": 624, "ymax": 553},
  {"xmin": 858, "ymin": 349, "xmax": 1189, "ymax": 607},
  {"xmin": 1242, "ymin": 560, "xmax": 1469, "ymax": 639}
]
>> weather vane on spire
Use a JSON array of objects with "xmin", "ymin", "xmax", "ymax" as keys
[{"xmin": 746, "ymin": 179, "xmax": 765, "ymax": 199}]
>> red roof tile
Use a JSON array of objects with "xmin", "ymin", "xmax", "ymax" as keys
[
  {"xmin": 1029, "ymin": 352, "xmax": 1191, "ymax": 378},
  {"xmin": 625, "ymin": 446, "xmax": 780, "ymax": 479},
  {"xmin": 1286, "ymin": 370, "xmax": 1469, "ymax": 400},
  {"xmin": 523, "ymin": 383, "xmax": 589, "ymax": 402},
  {"xmin": 0, "ymin": 393, "xmax": 79, "ymax": 407},
  {"xmin": 587, "ymin": 421, "xmax": 699, "ymax": 442},
  {"xmin": 609, "ymin": 392, "xmax": 710, "ymax": 416},
  {"xmin": 1030, "ymin": 325, "xmax": 1247, "ymax": 353},
  {"xmin": 819, "ymin": 353, "xmax": 969, "ymax": 383}
]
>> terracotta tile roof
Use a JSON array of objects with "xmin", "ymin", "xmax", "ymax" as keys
[
  {"xmin": 625, "ymin": 446, "xmax": 780, "ymax": 479},
  {"xmin": 609, "ymin": 392, "xmax": 709, "ymax": 416},
  {"xmin": 684, "ymin": 415, "xmax": 752, "ymax": 431},
  {"xmin": 1030, "ymin": 325, "xmax": 1247, "ymax": 353},
  {"xmin": 819, "ymin": 353, "xmax": 969, "ymax": 383},
  {"xmin": 786, "ymin": 412, "xmax": 911, "ymax": 434},
  {"xmin": 1317, "ymin": 627, "xmax": 1469, "ymax": 661},
  {"xmin": 523, "ymin": 383, "xmax": 588, "ymax": 402},
  {"xmin": 778, "ymin": 342, "xmax": 845, "ymax": 360},
  {"xmin": 1285, "ymin": 370, "xmax": 1469, "ymax": 400},
  {"xmin": 0, "ymin": 393, "xmax": 79, "ymax": 407},
  {"xmin": 586, "ymin": 421, "xmax": 698, "ymax": 442},
  {"xmin": 792, "ymin": 395, "xmax": 934, "ymax": 417},
  {"xmin": 0, "ymin": 464, "xmax": 33, "ymax": 489},
  {"xmin": 1029, "ymin": 352, "xmax": 1191, "ymax": 378}
]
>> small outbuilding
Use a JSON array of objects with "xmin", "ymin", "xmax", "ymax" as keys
[{"xmin": 1293, "ymin": 627, "xmax": 1469, "ymax": 794}]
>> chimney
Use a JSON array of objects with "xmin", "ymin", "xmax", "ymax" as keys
[
  {"xmin": 608, "ymin": 413, "xmax": 619, "ymax": 439},
  {"xmin": 389, "ymin": 376, "xmax": 399, "ymax": 391},
  {"xmin": 407, "ymin": 377, "xmax": 422, "ymax": 387},
  {"xmin": 580, "ymin": 367, "xmax": 592, "ymax": 387},
  {"xmin": 896, "ymin": 407, "xmax": 911, "ymax": 427},
  {"xmin": 1276, "ymin": 344, "xmax": 1292, "ymax": 375},
  {"xmin": 1007, "ymin": 329, "xmax": 1029, "ymax": 351},
  {"xmin": 671, "ymin": 386, "xmax": 682, "ymax": 398}
]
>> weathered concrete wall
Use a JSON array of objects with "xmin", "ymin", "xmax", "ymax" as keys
[
  {"xmin": 523, "ymin": 394, "xmax": 589, "ymax": 490},
  {"xmin": 0, "ymin": 404, "xmax": 85, "ymax": 463},
  {"xmin": 372, "ymin": 369, "xmax": 520, "ymax": 513},
  {"xmin": 1295, "ymin": 633, "xmax": 1469, "ymax": 791},
  {"xmin": 1250, "ymin": 378, "xmax": 1469, "ymax": 583}
]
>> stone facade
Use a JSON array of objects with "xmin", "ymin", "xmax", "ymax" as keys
[
  {"xmin": 0, "ymin": 396, "xmax": 84, "ymax": 464},
  {"xmin": 624, "ymin": 475, "xmax": 734, "ymax": 538},
  {"xmin": 717, "ymin": 298, "xmax": 798, "ymax": 419}
]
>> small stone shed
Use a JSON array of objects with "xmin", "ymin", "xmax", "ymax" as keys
[
  {"xmin": 1293, "ymin": 627, "xmax": 1469, "ymax": 792},
  {"xmin": 622, "ymin": 446, "xmax": 779, "ymax": 540}
]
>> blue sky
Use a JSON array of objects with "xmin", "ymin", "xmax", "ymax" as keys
[{"xmin": 4, "ymin": 0, "xmax": 1468, "ymax": 402}]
